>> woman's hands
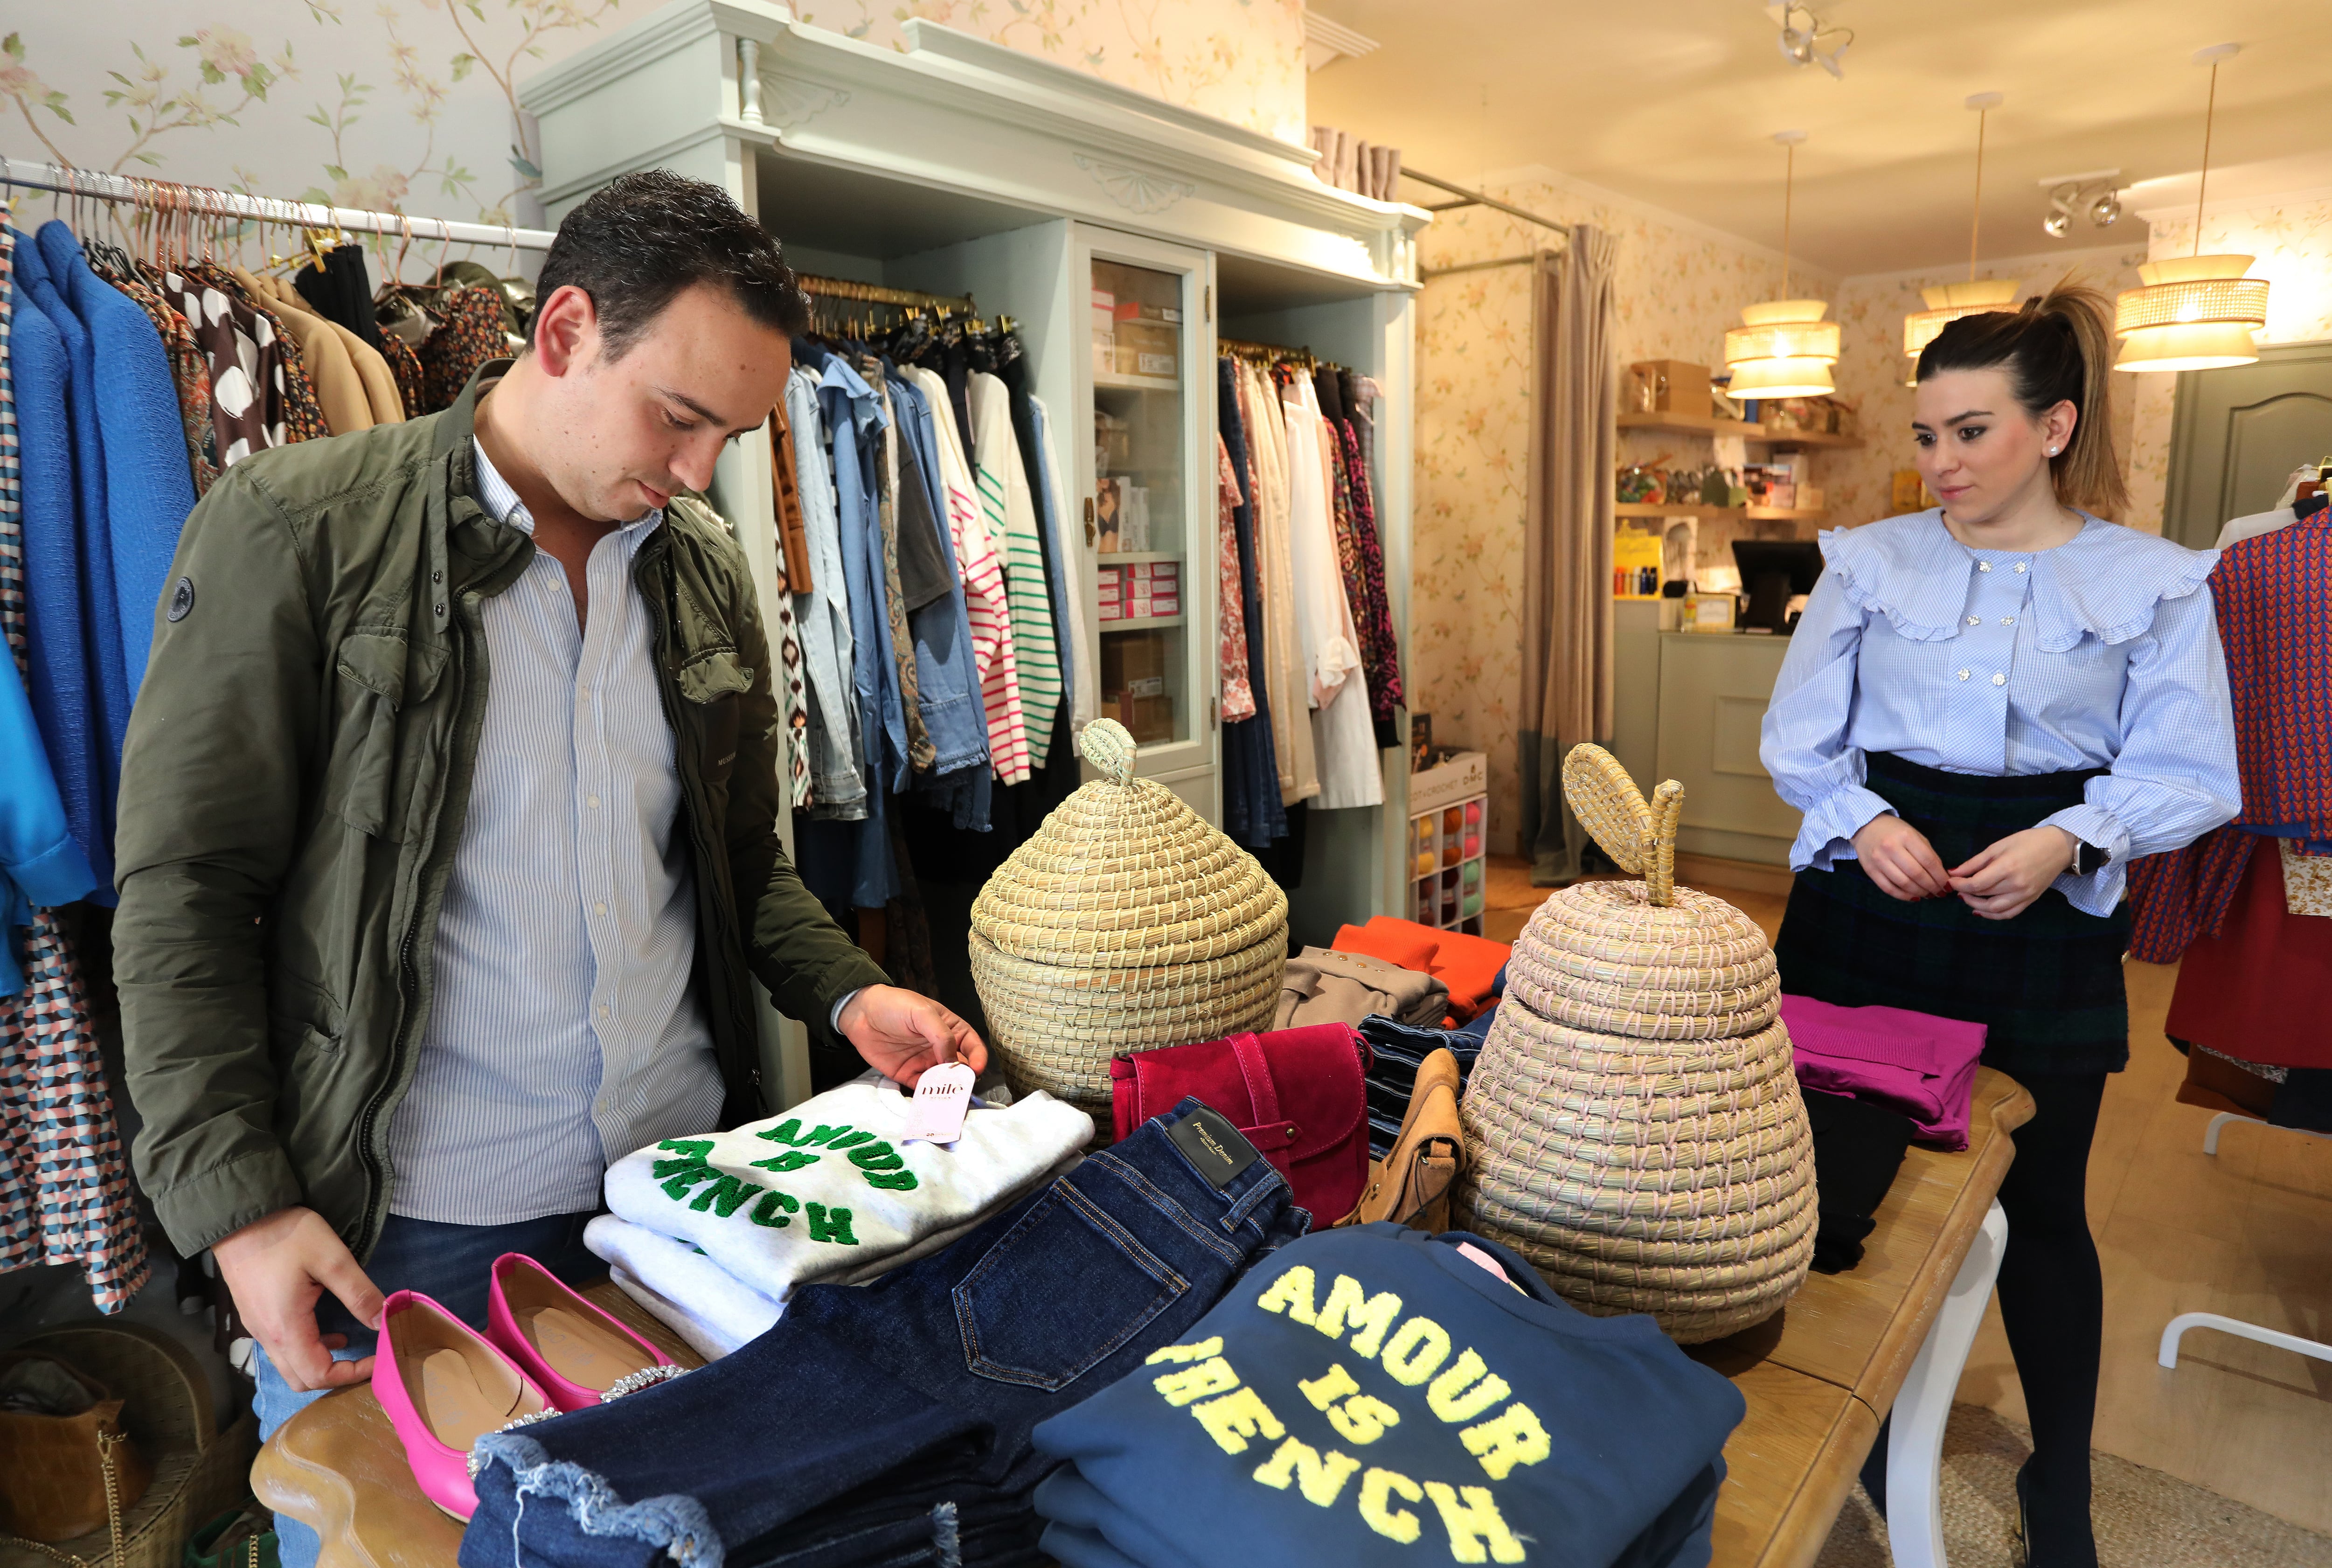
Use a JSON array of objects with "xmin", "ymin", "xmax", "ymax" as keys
[
  {"xmin": 1851, "ymin": 814, "xmax": 1951, "ymax": 900},
  {"xmin": 1852, "ymin": 814, "xmax": 2078, "ymax": 920},
  {"xmin": 1947, "ymin": 826, "xmax": 2080, "ymax": 921}
]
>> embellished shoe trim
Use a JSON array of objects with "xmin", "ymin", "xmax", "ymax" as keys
[{"xmin": 602, "ymin": 1364, "xmax": 687, "ymax": 1401}]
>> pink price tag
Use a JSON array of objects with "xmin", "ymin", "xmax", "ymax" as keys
[
  {"xmin": 1454, "ymin": 1241, "xmax": 1527, "ymax": 1293},
  {"xmin": 900, "ymin": 1062, "xmax": 977, "ymax": 1145}
]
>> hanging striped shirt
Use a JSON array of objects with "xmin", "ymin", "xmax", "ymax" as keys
[
  {"xmin": 971, "ymin": 374, "xmax": 1060, "ymax": 766},
  {"xmin": 910, "ymin": 368, "xmax": 1027, "ymax": 783}
]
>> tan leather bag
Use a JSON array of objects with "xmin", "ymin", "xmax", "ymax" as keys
[
  {"xmin": 0, "ymin": 1352, "xmax": 155, "ymax": 1544},
  {"xmin": 1334, "ymin": 1047, "xmax": 1464, "ymax": 1232}
]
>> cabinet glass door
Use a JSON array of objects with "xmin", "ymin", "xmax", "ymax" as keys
[{"xmin": 1074, "ymin": 227, "xmax": 1216, "ymax": 815}]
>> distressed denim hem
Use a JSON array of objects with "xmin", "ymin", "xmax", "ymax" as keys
[{"xmin": 475, "ymin": 1433, "xmax": 722, "ymax": 1568}]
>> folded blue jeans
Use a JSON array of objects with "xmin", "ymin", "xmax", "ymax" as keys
[{"xmin": 462, "ymin": 1099, "xmax": 1306, "ymax": 1568}]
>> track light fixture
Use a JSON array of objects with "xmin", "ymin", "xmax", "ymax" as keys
[
  {"xmin": 1770, "ymin": 2, "xmax": 1852, "ymax": 79},
  {"xmin": 2038, "ymin": 171, "xmax": 2124, "ymax": 239}
]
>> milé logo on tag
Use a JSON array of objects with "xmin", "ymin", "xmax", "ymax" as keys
[{"xmin": 1168, "ymin": 1104, "xmax": 1261, "ymax": 1190}]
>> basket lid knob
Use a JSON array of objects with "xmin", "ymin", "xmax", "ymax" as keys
[
  {"xmin": 1562, "ymin": 743, "xmax": 1686, "ymax": 907},
  {"xmin": 1081, "ymin": 718, "xmax": 1138, "ymax": 785}
]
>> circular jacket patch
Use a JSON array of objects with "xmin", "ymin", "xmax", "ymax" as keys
[{"xmin": 167, "ymin": 576, "xmax": 195, "ymax": 622}]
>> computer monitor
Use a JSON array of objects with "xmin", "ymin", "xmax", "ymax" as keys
[{"xmin": 1731, "ymin": 540, "xmax": 1825, "ymax": 632}]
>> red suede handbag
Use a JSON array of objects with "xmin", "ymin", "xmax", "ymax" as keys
[{"xmin": 1110, "ymin": 1024, "xmax": 1374, "ymax": 1221}]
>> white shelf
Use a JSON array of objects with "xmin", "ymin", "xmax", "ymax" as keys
[
  {"xmin": 1097, "ymin": 550, "xmax": 1183, "ymax": 565},
  {"xmin": 1100, "ymin": 613, "xmax": 1185, "ymax": 631},
  {"xmin": 1094, "ymin": 368, "xmax": 1182, "ymax": 392}
]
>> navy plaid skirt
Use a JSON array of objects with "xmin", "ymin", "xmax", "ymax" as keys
[{"xmin": 1773, "ymin": 752, "xmax": 2130, "ymax": 1075}]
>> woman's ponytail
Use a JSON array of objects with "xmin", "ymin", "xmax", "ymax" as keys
[{"xmin": 1916, "ymin": 279, "xmax": 2129, "ymax": 520}]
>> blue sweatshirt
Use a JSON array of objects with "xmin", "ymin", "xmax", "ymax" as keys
[
  {"xmin": 1032, "ymin": 1225, "xmax": 1745, "ymax": 1568},
  {"xmin": 0, "ymin": 648, "xmax": 99, "ymax": 993}
]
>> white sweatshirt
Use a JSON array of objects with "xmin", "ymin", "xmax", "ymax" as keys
[{"xmin": 596, "ymin": 1077, "xmax": 1093, "ymax": 1319}]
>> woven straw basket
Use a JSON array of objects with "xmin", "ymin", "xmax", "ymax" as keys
[
  {"xmin": 971, "ymin": 719, "xmax": 1288, "ymax": 1120},
  {"xmin": 1454, "ymin": 744, "xmax": 1815, "ymax": 1343}
]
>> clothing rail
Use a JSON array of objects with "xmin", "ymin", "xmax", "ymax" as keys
[
  {"xmin": 797, "ymin": 272, "xmax": 975, "ymax": 312},
  {"xmin": 1420, "ymin": 253, "xmax": 1544, "ymax": 280},
  {"xmin": 0, "ymin": 156, "xmax": 558, "ymax": 250},
  {"xmin": 1219, "ymin": 335, "xmax": 1327, "ymax": 371},
  {"xmin": 1397, "ymin": 168, "xmax": 1570, "ymax": 242}
]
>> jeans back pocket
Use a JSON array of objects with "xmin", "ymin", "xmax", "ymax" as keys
[{"xmin": 952, "ymin": 1180, "xmax": 1188, "ymax": 1391}]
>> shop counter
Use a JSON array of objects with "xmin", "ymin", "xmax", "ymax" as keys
[{"xmin": 256, "ymin": 1071, "xmax": 2032, "ymax": 1568}]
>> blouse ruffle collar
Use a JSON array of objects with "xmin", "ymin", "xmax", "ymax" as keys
[{"xmin": 1818, "ymin": 510, "xmax": 2216, "ymax": 652}]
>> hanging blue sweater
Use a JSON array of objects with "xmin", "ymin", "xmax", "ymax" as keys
[
  {"xmin": 7, "ymin": 232, "xmax": 112, "ymax": 896},
  {"xmin": 13, "ymin": 231, "xmax": 125, "ymax": 902},
  {"xmin": 1033, "ymin": 1226, "xmax": 1745, "ymax": 1568},
  {"xmin": 36, "ymin": 221, "xmax": 196, "ymax": 690},
  {"xmin": 0, "ymin": 648, "xmax": 98, "ymax": 994}
]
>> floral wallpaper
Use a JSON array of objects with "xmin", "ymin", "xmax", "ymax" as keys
[
  {"xmin": 1411, "ymin": 174, "xmax": 1823, "ymax": 851},
  {"xmin": 1825, "ymin": 243, "xmax": 2147, "ymax": 531},
  {"xmin": 2123, "ymin": 195, "xmax": 2332, "ymax": 536},
  {"xmin": 2, "ymin": 0, "xmax": 1304, "ymax": 240}
]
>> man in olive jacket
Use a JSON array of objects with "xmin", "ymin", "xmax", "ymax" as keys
[{"xmin": 113, "ymin": 173, "xmax": 981, "ymax": 1482}]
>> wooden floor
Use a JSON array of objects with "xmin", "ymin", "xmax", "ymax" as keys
[{"xmin": 1481, "ymin": 855, "xmax": 2332, "ymax": 1533}]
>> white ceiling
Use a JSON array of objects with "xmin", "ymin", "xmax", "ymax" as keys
[{"xmin": 1305, "ymin": 0, "xmax": 2332, "ymax": 276}]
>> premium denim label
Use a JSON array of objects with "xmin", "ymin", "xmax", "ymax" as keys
[{"xmin": 1168, "ymin": 1105, "xmax": 1260, "ymax": 1189}]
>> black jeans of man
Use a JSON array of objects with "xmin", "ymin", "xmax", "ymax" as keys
[
  {"xmin": 461, "ymin": 1098, "xmax": 1307, "ymax": 1568},
  {"xmin": 1862, "ymin": 1071, "xmax": 2106, "ymax": 1564}
]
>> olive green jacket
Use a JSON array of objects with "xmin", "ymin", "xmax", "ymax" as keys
[{"xmin": 113, "ymin": 367, "xmax": 887, "ymax": 1261}]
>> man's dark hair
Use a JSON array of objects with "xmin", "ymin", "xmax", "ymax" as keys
[{"xmin": 531, "ymin": 168, "xmax": 811, "ymax": 359}]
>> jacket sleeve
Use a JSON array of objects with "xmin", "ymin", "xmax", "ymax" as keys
[
  {"xmin": 721, "ymin": 535, "xmax": 890, "ymax": 1066},
  {"xmin": 111, "ymin": 465, "xmax": 320, "ymax": 1256}
]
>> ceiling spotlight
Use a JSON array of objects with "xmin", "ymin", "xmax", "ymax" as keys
[
  {"xmin": 1770, "ymin": 3, "xmax": 1853, "ymax": 79},
  {"xmin": 2037, "ymin": 170, "xmax": 2124, "ymax": 239}
]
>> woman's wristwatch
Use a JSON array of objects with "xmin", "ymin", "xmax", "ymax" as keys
[{"xmin": 2072, "ymin": 839, "xmax": 2110, "ymax": 876}]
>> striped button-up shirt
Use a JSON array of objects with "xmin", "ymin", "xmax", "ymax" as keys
[
  {"xmin": 1760, "ymin": 511, "xmax": 2240, "ymax": 916},
  {"xmin": 386, "ymin": 440, "xmax": 723, "ymax": 1224}
]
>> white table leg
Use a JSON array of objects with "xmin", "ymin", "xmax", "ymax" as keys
[{"xmin": 1885, "ymin": 1199, "xmax": 2009, "ymax": 1568}]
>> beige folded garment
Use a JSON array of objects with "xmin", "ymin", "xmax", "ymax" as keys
[{"xmin": 1274, "ymin": 944, "xmax": 1449, "ymax": 1030}]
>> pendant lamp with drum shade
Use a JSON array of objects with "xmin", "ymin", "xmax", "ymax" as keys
[
  {"xmin": 1724, "ymin": 131, "xmax": 1839, "ymax": 401},
  {"xmin": 2114, "ymin": 43, "xmax": 2270, "ymax": 373},
  {"xmin": 1903, "ymin": 93, "xmax": 2021, "ymax": 382}
]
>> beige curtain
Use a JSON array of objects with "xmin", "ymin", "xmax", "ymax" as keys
[{"xmin": 1519, "ymin": 227, "xmax": 1619, "ymax": 885}]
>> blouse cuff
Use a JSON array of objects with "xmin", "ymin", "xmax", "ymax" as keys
[
  {"xmin": 1791, "ymin": 783, "xmax": 1896, "ymax": 873},
  {"xmin": 2041, "ymin": 804, "xmax": 2129, "ymax": 917}
]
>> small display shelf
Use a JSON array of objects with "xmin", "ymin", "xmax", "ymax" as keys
[
  {"xmin": 1408, "ymin": 777, "xmax": 1488, "ymax": 935},
  {"xmin": 1617, "ymin": 411, "xmax": 1864, "ymax": 449}
]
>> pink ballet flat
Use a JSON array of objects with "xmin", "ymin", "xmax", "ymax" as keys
[
  {"xmin": 485, "ymin": 1253, "xmax": 682, "ymax": 1413},
  {"xmin": 371, "ymin": 1290, "xmax": 556, "ymax": 1520}
]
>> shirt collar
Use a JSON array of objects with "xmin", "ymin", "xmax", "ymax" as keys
[
  {"xmin": 470, "ymin": 436, "xmax": 662, "ymax": 542},
  {"xmin": 1821, "ymin": 510, "xmax": 2215, "ymax": 651}
]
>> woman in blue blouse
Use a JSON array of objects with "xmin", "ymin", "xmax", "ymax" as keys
[{"xmin": 1760, "ymin": 284, "xmax": 2237, "ymax": 1566}]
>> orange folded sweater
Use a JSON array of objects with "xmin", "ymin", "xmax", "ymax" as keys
[{"xmin": 1332, "ymin": 915, "xmax": 1510, "ymax": 1024}]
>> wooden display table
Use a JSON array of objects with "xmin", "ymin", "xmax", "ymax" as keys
[
  {"xmin": 1696, "ymin": 1066, "xmax": 2033, "ymax": 1568},
  {"xmin": 258, "ymin": 1071, "xmax": 2031, "ymax": 1568}
]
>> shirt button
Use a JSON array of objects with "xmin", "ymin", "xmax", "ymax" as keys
[
  {"xmin": 1978, "ymin": 562, "xmax": 1992, "ymax": 572},
  {"xmin": 594, "ymin": 901, "xmax": 608, "ymax": 916},
  {"xmin": 1956, "ymin": 669, "xmax": 1970, "ymax": 681},
  {"xmin": 1966, "ymin": 615, "xmax": 1980, "ymax": 625},
  {"xmin": 597, "ymin": 1003, "xmax": 611, "ymax": 1019},
  {"xmin": 1992, "ymin": 672, "xmax": 2007, "ymax": 686},
  {"xmin": 587, "ymin": 794, "xmax": 601, "ymax": 809},
  {"xmin": 2002, "ymin": 616, "xmax": 2015, "ymax": 625},
  {"xmin": 2014, "ymin": 562, "xmax": 2028, "ymax": 573}
]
